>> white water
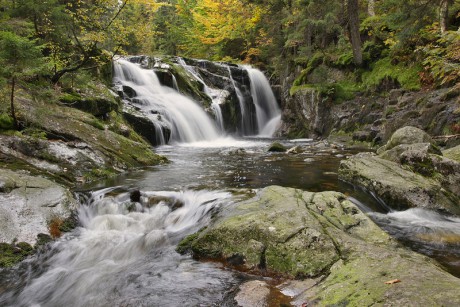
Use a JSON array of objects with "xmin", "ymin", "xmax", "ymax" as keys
[
  {"xmin": 9, "ymin": 188, "xmax": 236, "ymax": 306},
  {"xmin": 246, "ymin": 67, "xmax": 281, "ymax": 137},
  {"xmin": 114, "ymin": 59, "xmax": 220, "ymax": 144},
  {"xmin": 176, "ymin": 58, "xmax": 227, "ymax": 133}
]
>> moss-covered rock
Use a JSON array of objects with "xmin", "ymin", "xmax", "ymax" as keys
[
  {"xmin": 179, "ymin": 186, "xmax": 460, "ymax": 305},
  {"xmin": 339, "ymin": 126, "xmax": 460, "ymax": 215},
  {"xmin": 267, "ymin": 142, "xmax": 287, "ymax": 152},
  {"xmin": 377, "ymin": 126, "xmax": 433, "ymax": 154},
  {"xmin": 0, "ymin": 242, "xmax": 35, "ymax": 268},
  {"xmin": 444, "ymin": 145, "xmax": 460, "ymax": 162}
]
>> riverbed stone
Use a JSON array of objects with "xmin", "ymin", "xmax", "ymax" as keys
[
  {"xmin": 179, "ymin": 186, "xmax": 460, "ymax": 306},
  {"xmin": 234, "ymin": 280, "xmax": 270, "ymax": 307},
  {"xmin": 0, "ymin": 168, "xmax": 76, "ymax": 244},
  {"xmin": 267, "ymin": 142, "xmax": 287, "ymax": 152}
]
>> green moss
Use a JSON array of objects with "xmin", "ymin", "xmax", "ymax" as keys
[
  {"xmin": 83, "ymin": 117, "xmax": 105, "ymax": 130},
  {"xmin": 384, "ymin": 106, "xmax": 397, "ymax": 117},
  {"xmin": 0, "ymin": 113, "xmax": 14, "ymax": 130},
  {"xmin": 293, "ymin": 53, "xmax": 325, "ymax": 86},
  {"xmin": 0, "ymin": 242, "xmax": 35, "ymax": 267},
  {"xmin": 362, "ymin": 57, "xmax": 422, "ymax": 91},
  {"xmin": 268, "ymin": 142, "xmax": 287, "ymax": 152},
  {"xmin": 83, "ymin": 168, "xmax": 117, "ymax": 182},
  {"xmin": 176, "ymin": 232, "xmax": 201, "ymax": 254}
]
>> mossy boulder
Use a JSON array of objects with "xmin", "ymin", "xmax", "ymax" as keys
[
  {"xmin": 179, "ymin": 186, "xmax": 388, "ymax": 278},
  {"xmin": 59, "ymin": 82, "xmax": 120, "ymax": 117},
  {"xmin": 444, "ymin": 145, "xmax": 460, "ymax": 162},
  {"xmin": 339, "ymin": 126, "xmax": 460, "ymax": 215},
  {"xmin": 268, "ymin": 142, "xmax": 287, "ymax": 152},
  {"xmin": 377, "ymin": 126, "xmax": 433, "ymax": 154},
  {"xmin": 179, "ymin": 186, "xmax": 460, "ymax": 305}
]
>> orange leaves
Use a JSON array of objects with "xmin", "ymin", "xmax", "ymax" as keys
[{"xmin": 384, "ymin": 279, "xmax": 401, "ymax": 285}]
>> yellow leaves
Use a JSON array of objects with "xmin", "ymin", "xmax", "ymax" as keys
[{"xmin": 191, "ymin": 0, "xmax": 265, "ymax": 46}]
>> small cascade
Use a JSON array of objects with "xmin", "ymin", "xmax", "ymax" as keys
[
  {"xmin": 5, "ymin": 188, "xmax": 236, "ymax": 306},
  {"xmin": 227, "ymin": 66, "xmax": 255, "ymax": 135},
  {"xmin": 246, "ymin": 67, "xmax": 281, "ymax": 137},
  {"xmin": 177, "ymin": 58, "xmax": 226, "ymax": 133},
  {"xmin": 113, "ymin": 59, "xmax": 220, "ymax": 144}
]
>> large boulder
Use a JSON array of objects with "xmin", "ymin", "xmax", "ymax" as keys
[
  {"xmin": 0, "ymin": 169, "xmax": 76, "ymax": 244},
  {"xmin": 178, "ymin": 186, "xmax": 460, "ymax": 305},
  {"xmin": 377, "ymin": 126, "xmax": 433, "ymax": 154},
  {"xmin": 339, "ymin": 126, "xmax": 460, "ymax": 215}
]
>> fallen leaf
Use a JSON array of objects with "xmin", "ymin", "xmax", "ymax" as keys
[{"xmin": 384, "ymin": 279, "xmax": 401, "ymax": 285}]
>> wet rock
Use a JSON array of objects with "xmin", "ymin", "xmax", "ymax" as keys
[
  {"xmin": 235, "ymin": 280, "xmax": 270, "ymax": 307},
  {"xmin": 130, "ymin": 190, "xmax": 141, "ymax": 202},
  {"xmin": 179, "ymin": 186, "xmax": 460, "ymax": 306},
  {"xmin": 268, "ymin": 142, "xmax": 287, "ymax": 152},
  {"xmin": 340, "ymin": 126, "xmax": 460, "ymax": 215},
  {"xmin": 147, "ymin": 195, "xmax": 184, "ymax": 210},
  {"xmin": 0, "ymin": 169, "xmax": 76, "ymax": 244}
]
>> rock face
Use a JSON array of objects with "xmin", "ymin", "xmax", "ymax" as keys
[
  {"xmin": 280, "ymin": 84, "xmax": 460, "ymax": 147},
  {"xmin": 339, "ymin": 126, "xmax": 460, "ymax": 215},
  {"xmin": 178, "ymin": 186, "xmax": 460, "ymax": 305},
  {"xmin": 0, "ymin": 169, "xmax": 76, "ymax": 244},
  {"xmin": 1, "ymin": 93, "xmax": 166, "ymax": 186}
]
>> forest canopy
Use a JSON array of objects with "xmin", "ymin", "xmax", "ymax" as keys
[{"xmin": 0, "ymin": 0, "xmax": 459, "ymax": 89}]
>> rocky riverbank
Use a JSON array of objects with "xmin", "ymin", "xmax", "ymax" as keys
[{"xmin": 0, "ymin": 78, "xmax": 167, "ymax": 264}]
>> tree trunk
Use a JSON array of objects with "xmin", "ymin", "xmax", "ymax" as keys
[
  {"xmin": 348, "ymin": 0, "xmax": 363, "ymax": 66},
  {"xmin": 10, "ymin": 76, "xmax": 18, "ymax": 130},
  {"xmin": 368, "ymin": 0, "xmax": 375, "ymax": 16},
  {"xmin": 440, "ymin": 0, "xmax": 449, "ymax": 34}
]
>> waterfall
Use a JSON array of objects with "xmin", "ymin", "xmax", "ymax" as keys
[
  {"xmin": 227, "ymin": 66, "xmax": 254, "ymax": 135},
  {"xmin": 113, "ymin": 59, "xmax": 220, "ymax": 144},
  {"xmin": 176, "ymin": 58, "xmax": 226, "ymax": 133},
  {"xmin": 246, "ymin": 67, "xmax": 281, "ymax": 137}
]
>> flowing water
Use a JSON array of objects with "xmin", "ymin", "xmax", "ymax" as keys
[{"xmin": 1, "ymin": 60, "xmax": 460, "ymax": 305}]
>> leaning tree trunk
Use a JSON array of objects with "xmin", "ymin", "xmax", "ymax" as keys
[
  {"xmin": 348, "ymin": 0, "xmax": 363, "ymax": 66},
  {"xmin": 10, "ymin": 76, "xmax": 18, "ymax": 130},
  {"xmin": 368, "ymin": 0, "xmax": 375, "ymax": 16},
  {"xmin": 440, "ymin": 0, "xmax": 449, "ymax": 34}
]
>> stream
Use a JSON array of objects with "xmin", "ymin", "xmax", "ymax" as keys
[{"xmin": 1, "ymin": 138, "xmax": 460, "ymax": 306}]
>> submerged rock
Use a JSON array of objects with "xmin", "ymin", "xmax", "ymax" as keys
[
  {"xmin": 235, "ymin": 280, "xmax": 270, "ymax": 307},
  {"xmin": 268, "ymin": 142, "xmax": 287, "ymax": 152},
  {"xmin": 178, "ymin": 186, "xmax": 460, "ymax": 305},
  {"xmin": 0, "ymin": 168, "xmax": 76, "ymax": 245}
]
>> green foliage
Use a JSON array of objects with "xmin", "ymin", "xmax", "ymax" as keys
[
  {"xmin": 362, "ymin": 57, "xmax": 422, "ymax": 91},
  {"xmin": 0, "ymin": 31, "xmax": 47, "ymax": 79},
  {"xmin": 420, "ymin": 30, "xmax": 460, "ymax": 87},
  {"xmin": 0, "ymin": 113, "xmax": 14, "ymax": 130}
]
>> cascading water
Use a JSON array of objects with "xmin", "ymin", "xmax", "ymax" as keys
[
  {"xmin": 246, "ymin": 67, "xmax": 281, "ymax": 137},
  {"xmin": 113, "ymin": 59, "xmax": 220, "ymax": 144},
  {"xmin": 226, "ymin": 66, "xmax": 255, "ymax": 135},
  {"xmin": 176, "ymin": 58, "xmax": 226, "ymax": 133},
  {"xmin": 1, "ymin": 188, "xmax": 237, "ymax": 306}
]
